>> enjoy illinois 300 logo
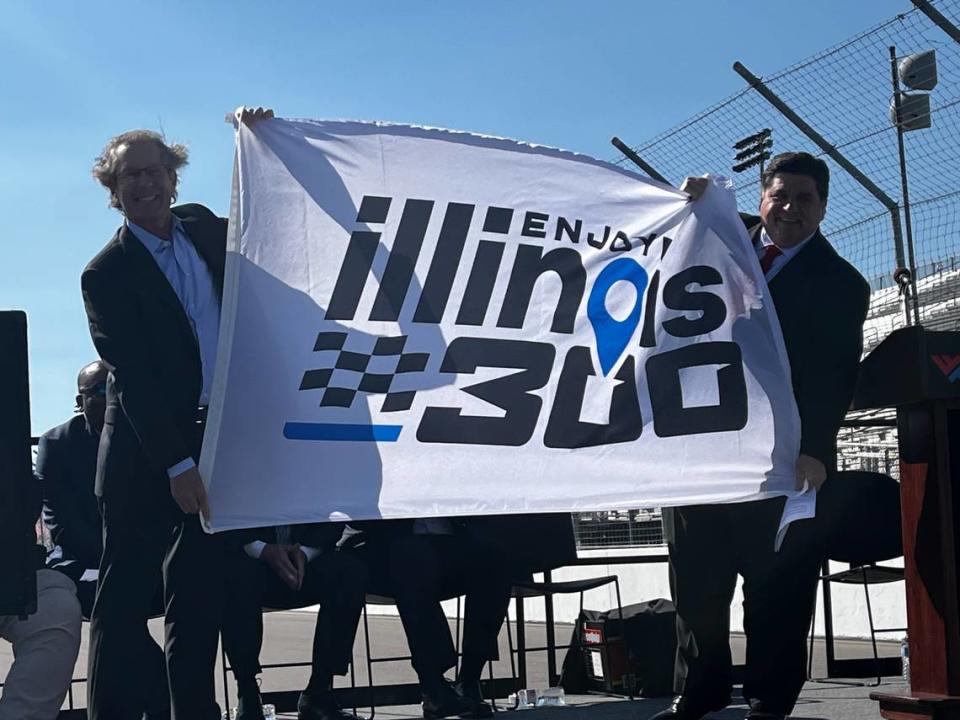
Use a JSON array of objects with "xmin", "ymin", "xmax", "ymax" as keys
[{"xmin": 291, "ymin": 194, "xmax": 749, "ymax": 447}]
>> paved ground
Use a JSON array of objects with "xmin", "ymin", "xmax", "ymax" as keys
[{"xmin": 0, "ymin": 609, "xmax": 907, "ymax": 718}]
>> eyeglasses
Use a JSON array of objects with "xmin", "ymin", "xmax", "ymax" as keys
[
  {"xmin": 80, "ymin": 383, "xmax": 107, "ymax": 397},
  {"xmin": 117, "ymin": 165, "xmax": 168, "ymax": 184}
]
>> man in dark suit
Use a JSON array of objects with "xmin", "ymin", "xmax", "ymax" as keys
[
  {"xmin": 82, "ymin": 111, "xmax": 271, "ymax": 720},
  {"xmin": 364, "ymin": 514, "xmax": 576, "ymax": 720},
  {"xmin": 652, "ymin": 153, "xmax": 871, "ymax": 720},
  {"xmin": 221, "ymin": 522, "xmax": 368, "ymax": 720},
  {"xmin": 38, "ymin": 360, "xmax": 107, "ymax": 617}
]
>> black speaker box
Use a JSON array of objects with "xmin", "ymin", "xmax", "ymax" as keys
[
  {"xmin": 0, "ymin": 310, "xmax": 40, "ymax": 617},
  {"xmin": 562, "ymin": 598, "xmax": 677, "ymax": 697}
]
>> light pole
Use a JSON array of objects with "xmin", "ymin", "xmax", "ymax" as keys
[{"xmin": 889, "ymin": 47, "xmax": 937, "ymax": 326}]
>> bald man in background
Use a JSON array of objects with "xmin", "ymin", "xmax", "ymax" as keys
[{"xmin": 38, "ymin": 360, "xmax": 168, "ymax": 717}]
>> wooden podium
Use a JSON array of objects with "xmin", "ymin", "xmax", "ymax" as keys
[{"xmin": 854, "ymin": 326, "xmax": 960, "ymax": 719}]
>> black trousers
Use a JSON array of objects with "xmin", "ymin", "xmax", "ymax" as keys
[
  {"xmin": 75, "ymin": 571, "xmax": 163, "ymax": 622},
  {"xmin": 374, "ymin": 532, "xmax": 513, "ymax": 679},
  {"xmin": 76, "ymin": 577, "xmax": 97, "ymax": 620},
  {"xmin": 221, "ymin": 548, "xmax": 370, "ymax": 683},
  {"xmin": 664, "ymin": 497, "xmax": 825, "ymax": 716},
  {"xmin": 88, "ymin": 489, "xmax": 227, "ymax": 720}
]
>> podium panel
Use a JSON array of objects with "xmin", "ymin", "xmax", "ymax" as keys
[
  {"xmin": 0, "ymin": 310, "xmax": 38, "ymax": 617},
  {"xmin": 855, "ymin": 327, "xmax": 960, "ymax": 717}
]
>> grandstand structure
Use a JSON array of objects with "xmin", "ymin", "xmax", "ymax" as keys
[{"xmin": 575, "ymin": 0, "xmax": 960, "ymax": 550}]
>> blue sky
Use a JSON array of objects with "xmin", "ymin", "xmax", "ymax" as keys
[{"xmin": 1, "ymin": 0, "xmax": 907, "ymax": 434}]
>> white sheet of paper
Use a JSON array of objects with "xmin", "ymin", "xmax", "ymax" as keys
[{"xmin": 775, "ymin": 484, "xmax": 817, "ymax": 551}]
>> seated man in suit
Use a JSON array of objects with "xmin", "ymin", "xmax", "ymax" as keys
[
  {"xmin": 38, "ymin": 360, "xmax": 107, "ymax": 616},
  {"xmin": 36, "ymin": 359, "xmax": 169, "ymax": 718},
  {"xmin": 1, "ymin": 453, "xmax": 82, "ymax": 720},
  {"xmin": 364, "ymin": 514, "xmax": 576, "ymax": 720},
  {"xmin": 221, "ymin": 522, "xmax": 369, "ymax": 720}
]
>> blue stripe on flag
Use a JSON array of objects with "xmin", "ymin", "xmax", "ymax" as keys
[{"xmin": 282, "ymin": 422, "xmax": 403, "ymax": 442}]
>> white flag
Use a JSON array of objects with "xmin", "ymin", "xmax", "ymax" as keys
[{"xmin": 201, "ymin": 119, "xmax": 800, "ymax": 532}]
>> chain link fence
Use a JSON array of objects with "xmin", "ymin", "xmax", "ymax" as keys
[
  {"xmin": 614, "ymin": 0, "xmax": 960, "ymax": 341},
  {"xmin": 573, "ymin": 509, "xmax": 665, "ymax": 549},
  {"xmin": 574, "ymin": 0, "xmax": 959, "ymax": 549}
]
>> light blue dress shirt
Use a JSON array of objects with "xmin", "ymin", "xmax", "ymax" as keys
[{"xmin": 127, "ymin": 216, "xmax": 221, "ymax": 477}]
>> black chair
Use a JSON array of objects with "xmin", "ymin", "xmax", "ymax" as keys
[
  {"xmin": 808, "ymin": 470, "xmax": 905, "ymax": 685},
  {"xmin": 358, "ymin": 593, "xmax": 457, "ymax": 720},
  {"xmin": 218, "ymin": 604, "xmax": 365, "ymax": 716},
  {"xmin": 218, "ymin": 596, "xmax": 472, "ymax": 719},
  {"xmin": 352, "ymin": 574, "xmax": 624, "ymax": 708},
  {"xmin": 359, "ymin": 592, "xmax": 522, "ymax": 718},
  {"xmin": 507, "ymin": 572, "xmax": 624, "ymax": 694}
]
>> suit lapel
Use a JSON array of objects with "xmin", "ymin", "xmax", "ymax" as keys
[
  {"xmin": 748, "ymin": 226, "xmax": 830, "ymax": 319},
  {"xmin": 118, "ymin": 225, "xmax": 198, "ymax": 349},
  {"xmin": 767, "ymin": 232, "xmax": 829, "ymax": 291},
  {"xmin": 178, "ymin": 215, "xmax": 225, "ymax": 299}
]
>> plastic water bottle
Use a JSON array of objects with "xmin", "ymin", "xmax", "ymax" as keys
[
  {"xmin": 262, "ymin": 703, "xmax": 276, "ymax": 720},
  {"xmin": 516, "ymin": 688, "xmax": 538, "ymax": 708},
  {"xmin": 901, "ymin": 636, "xmax": 911, "ymax": 686},
  {"xmin": 536, "ymin": 687, "xmax": 566, "ymax": 707}
]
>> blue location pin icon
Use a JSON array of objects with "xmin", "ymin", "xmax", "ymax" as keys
[{"xmin": 587, "ymin": 257, "xmax": 649, "ymax": 377}]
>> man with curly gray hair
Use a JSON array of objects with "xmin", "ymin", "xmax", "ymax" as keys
[
  {"xmin": 92, "ymin": 129, "xmax": 189, "ymax": 213},
  {"xmin": 81, "ymin": 108, "xmax": 271, "ymax": 720}
]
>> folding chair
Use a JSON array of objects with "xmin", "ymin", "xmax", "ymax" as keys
[
  {"xmin": 506, "ymin": 573, "xmax": 624, "ymax": 694},
  {"xmin": 808, "ymin": 470, "xmax": 905, "ymax": 685}
]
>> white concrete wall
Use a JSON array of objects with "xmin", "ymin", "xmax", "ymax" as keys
[{"xmin": 364, "ymin": 547, "xmax": 907, "ymax": 641}]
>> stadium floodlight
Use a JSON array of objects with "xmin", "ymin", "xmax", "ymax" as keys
[
  {"xmin": 734, "ymin": 138, "xmax": 773, "ymax": 162},
  {"xmin": 733, "ymin": 128, "xmax": 772, "ymax": 151},
  {"xmin": 732, "ymin": 128, "xmax": 772, "ymax": 175}
]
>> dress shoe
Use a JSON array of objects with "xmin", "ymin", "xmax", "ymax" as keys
[
  {"xmin": 454, "ymin": 678, "xmax": 493, "ymax": 719},
  {"xmin": 298, "ymin": 690, "xmax": 365, "ymax": 720},
  {"xmin": 649, "ymin": 694, "xmax": 728, "ymax": 720},
  {"xmin": 236, "ymin": 681, "xmax": 265, "ymax": 720},
  {"xmin": 421, "ymin": 679, "xmax": 473, "ymax": 720}
]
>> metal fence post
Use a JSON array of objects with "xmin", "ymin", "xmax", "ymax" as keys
[
  {"xmin": 610, "ymin": 136, "xmax": 670, "ymax": 184},
  {"xmin": 912, "ymin": 0, "xmax": 960, "ymax": 43}
]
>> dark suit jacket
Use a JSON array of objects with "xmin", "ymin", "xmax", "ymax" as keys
[
  {"xmin": 81, "ymin": 204, "xmax": 227, "ymax": 501},
  {"xmin": 361, "ymin": 512, "xmax": 577, "ymax": 586},
  {"xmin": 743, "ymin": 216, "xmax": 870, "ymax": 470},
  {"xmin": 37, "ymin": 414, "xmax": 102, "ymax": 580},
  {"xmin": 458, "ymin": 513, "xmax": 577, "ymax": 578}
]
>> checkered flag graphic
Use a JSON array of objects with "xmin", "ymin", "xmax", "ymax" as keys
[{"xmin": 298, "ymin": 332, "xmax": 429, "ymax": 412}]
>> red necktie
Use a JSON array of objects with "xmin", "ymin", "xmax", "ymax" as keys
[{"xmin": 759, "ymin": 244, "xmax": 782, "ymax": 275}]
